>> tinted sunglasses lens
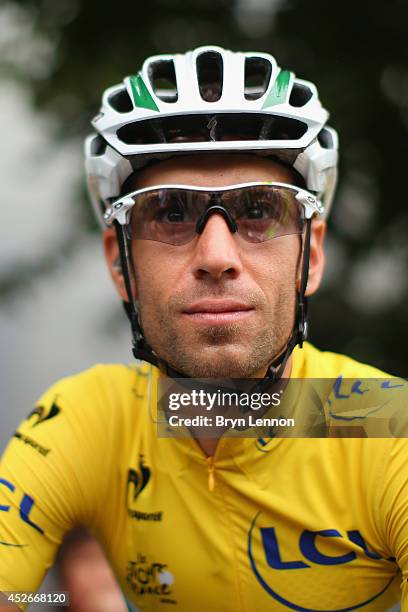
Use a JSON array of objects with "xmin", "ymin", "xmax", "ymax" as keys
[
  {"xmin": 127, "ymin": 185, "xmax": 304, "ymax": 245},
  {"xmin": 129, "ymin": 188, "xmax": 206, "ymax": 245},
  {"xmin": 224, "ymin": 185, "xmax": 304, "ymax": 243}
]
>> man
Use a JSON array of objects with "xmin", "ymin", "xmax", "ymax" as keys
[{"xmin": 1, "ymin": 46, "xmax": 407, "ymax": 611}]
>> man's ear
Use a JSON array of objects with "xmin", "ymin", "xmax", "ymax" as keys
[
  {"xmin": 298, "ymin": 220, "xmax": 326, "ymax": 296},
  {"xmin": 103, "ymin": 227, "xmax": 132, "ymax": 302}
]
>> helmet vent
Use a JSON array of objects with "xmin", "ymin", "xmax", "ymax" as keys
[
  {"xmin": 196, "ymin": 51, "xmax": 223, "ymax": 102},
  {"xmin": 90, "ymin": 134, "xmax": 107, "ymax": 156},
  {"xmin": 116, "ymin": 113, "xmax": 307, "ymax": 145},
  {"xmin": 149, "ymin": 60, "xmax": 178, "ymax": 103},
  {"xmin": 108, "ymin": 88, "xmax": 133, "ymax": 113},
  {"xmin": 318, "ymin": 127, "xmax": 334, "ymax": 149},
  {"xmin": 289, "ymin": 83, "xmax": 313, "ymax": 107},
  {"xmin": 244, "ymin": 57, "xmax": 272, "ymax": 100}
]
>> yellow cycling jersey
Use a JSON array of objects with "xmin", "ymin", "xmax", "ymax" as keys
[{"xmin": 1, "ymin": 342, "xmax": 408, "ymax": 611}]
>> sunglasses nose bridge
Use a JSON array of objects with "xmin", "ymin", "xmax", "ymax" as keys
[{"xmin": 195, "ymin": 204, "xmax": 238, "ymax": 235}]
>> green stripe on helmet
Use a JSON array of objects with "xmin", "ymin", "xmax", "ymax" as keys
[
  {"xmin": 129, "ymin": 74, "xmax": 159, "ymax": 112},
  {"xmin": 262, "ymin": 70, "xmax": 291, "ymax": 108}
]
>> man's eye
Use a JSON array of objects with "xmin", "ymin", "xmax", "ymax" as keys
[
  {"xmin": 167, "ymin": 208, "xmax": 185, "ymax": 223},
  {"xmin": 247, "ymin": 207, "xmax": 263, "ymax": 219},
  {"xmin": 154, "ymin": 204, "xmax": 191, "ymax": 224},
  {"xmin": 244, "ymin": 202, "xmax": 268, "ymax": 219}
]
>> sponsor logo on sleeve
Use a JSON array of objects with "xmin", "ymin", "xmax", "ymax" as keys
[
  {"xmin": 26, "ymin": 397, "xmax": 61, "ymax": 427},
  {"xmin": 13, "ymin": 431, "xmax": 50, "ymax": 456},
  {"xmin": 12, "ymin": 397, "xmax": 61, "ymax": 456},
  {"xmin": 0, "ymin": 478, "xmax": 44, "ymax": 546}
]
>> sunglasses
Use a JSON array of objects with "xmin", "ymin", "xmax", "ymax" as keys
[{"xmin": 105, "ymin": 182, "xmax": 324, "ymax": 246}]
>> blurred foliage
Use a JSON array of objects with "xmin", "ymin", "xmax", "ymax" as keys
[{"xmin": 2, "ymin": 0, "xmax": 408, "ymax": 374}]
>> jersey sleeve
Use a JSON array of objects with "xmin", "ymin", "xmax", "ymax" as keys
[
  {"xmin": 0, "ymin": 369, "xmax": 113, "ymax": 597},
  {"xmin": 379, "ymin": 438, "xmax": 408, "ymax": 608}
]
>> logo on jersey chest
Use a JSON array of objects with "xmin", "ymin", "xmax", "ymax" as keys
[
  {"xmin": 128, "ymin": 455, "xmax": 151, "ymax": 501},
  {"xmin": 126, "ymin": 553, "xmax": 177, "ymax": 605},
  {"xmin": 248, "ymin": 511, "xmax": 397, "ymax": 611},
  {"xmin": 127, "ymin": 455, "xmax": 163, "ymax": 522}
]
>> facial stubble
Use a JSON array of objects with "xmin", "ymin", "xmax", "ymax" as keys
[{"xmin": 135, "ymin": 274, "xmax": 298, "ymax": 378}]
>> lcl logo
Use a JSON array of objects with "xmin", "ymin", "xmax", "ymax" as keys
[
  {"xmin": 260, "ymin": 526, "xmax": 394, "ymax": 568},
  {"xmin": 248, "ymin": 512, "xmax": 397, "ymax": 612}
]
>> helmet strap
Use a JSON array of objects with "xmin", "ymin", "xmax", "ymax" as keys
[
  {"xmin": 252, "ymin": 219, "xmax": 311, "ymax": 390},
  {"xmin": 115, "ymin": 221, "xmax": 160, "ymax": 367}
]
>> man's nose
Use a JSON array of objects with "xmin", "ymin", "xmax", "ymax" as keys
[{"xmin": 191, "ymin": 213, "xmax": 243, "ymax": 281}]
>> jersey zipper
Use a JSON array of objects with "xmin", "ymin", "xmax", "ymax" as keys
[{"xmin": 207, "ymin": 456, "xmax": 215, "ymax": 491}]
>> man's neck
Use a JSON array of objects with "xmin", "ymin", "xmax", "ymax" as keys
[{"xmin": 194, "ymin": 354, "xmax": 294, "ymax": 457}]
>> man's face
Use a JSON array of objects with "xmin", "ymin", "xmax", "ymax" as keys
[{"xmin": 105, "ymin": 154, "xmax": 326, "ymax": 378}]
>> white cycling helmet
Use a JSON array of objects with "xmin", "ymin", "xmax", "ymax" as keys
[{"xmin": 85, "ymin": 45, "xmax": 338, "ymax": 227}]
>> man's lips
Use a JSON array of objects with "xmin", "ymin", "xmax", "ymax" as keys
[
  {"xmin": 182, "ymin": 300, "xmax": 254, "ymax": 324},
  {"xmin": 183, "ymin": 300, "xmax": 253, "ymax": 314}
]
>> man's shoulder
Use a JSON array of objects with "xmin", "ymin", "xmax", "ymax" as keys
[
  {"xmin": 42, "ymin": 361, "xmax": 152, "ymax": 399},
  {"xmin": 297, "ymin": 341, "xmax": 395, "ymax": 378},
  {"xmin": 24, "ymin": 362, "xmax": 154, "ymax": 434},
  {"xmin": 297, "ymin": 343, "xmax": 408, "ymax": 437}
]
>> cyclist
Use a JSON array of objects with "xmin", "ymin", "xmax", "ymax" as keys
[{"xmin": 1, "ymin": 46, "xmax": 407, "ymax": 611}]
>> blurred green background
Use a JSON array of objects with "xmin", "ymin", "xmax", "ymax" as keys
[{"xmin": 1, "ymin": 0, "xmax": 407, "ymax": 401}]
